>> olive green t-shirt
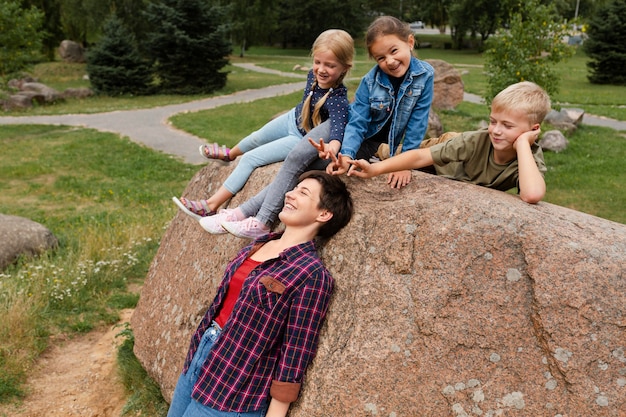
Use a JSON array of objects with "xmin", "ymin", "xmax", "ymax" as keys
[{"xmin": 429, "ymin": 129, "xmax": 547, "ymax": 192}]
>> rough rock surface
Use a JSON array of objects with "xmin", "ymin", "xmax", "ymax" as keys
[
  {"xmin": 0, "ymin": 214, "xmax": 58, "ymax": 270},
  {"xmin": 425, "ymin": 59, "xmax": 464, "ymax": 110},
  {"xmin": 544, "ymin": 109, "xmax": 585, "ymax": 135},
  {"xmin": 59, "ymin": 40, "xmax": 85, "ymax": 63},
  {"xmin": 131, "ymin": 162, "xmax": 626, "ymax": 417},
  {"xmin": 540, "ymin": 130, "xmax": 570, "ymax": 153}
]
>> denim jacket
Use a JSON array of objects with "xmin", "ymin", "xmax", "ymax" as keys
[{"xmin": 340, "ymin": 56, "xmax": 434, "ymax": 159}]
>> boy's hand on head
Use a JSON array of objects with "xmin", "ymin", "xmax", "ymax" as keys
[
  {"xmin": 346, "ymin": 158, "xmax": 373, "ymax": 178},
  {"xmin": 387, "ymin": 170, "xmax": 412, "ymax": 189},
  {"xmin": 514, "ymin": 128, "xmax": 541, "ymax": 150}
]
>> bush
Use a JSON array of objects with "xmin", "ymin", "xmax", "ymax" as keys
[
  {"xmin": 584, "ymin": 0, "xmax": 626, "ymax": 85},
  {"xmin": 0, "ymin": 0, "xmax": 44, "ymax": 79},
  {"xmin": 483, "ymin": 0, "xmax": 575, "ymax": 103},
  {"xmin": 86, "ymin": 16, "xmax": 153, "ymax": 95}
]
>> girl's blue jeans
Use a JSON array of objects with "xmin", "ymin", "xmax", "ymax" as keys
[
  {"xmin": 222, "ymin": 109, "xmax": 302, "ymax": 194},
  {"xmin": 166, "ymin": 323, "xmax": 267, "ymax": 417},
  {"xmin": 240, "ymin": 120, "xmax": 331, "ymax": 225}
]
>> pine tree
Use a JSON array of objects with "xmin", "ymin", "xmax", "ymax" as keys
[
  {"xmin": 143, "ymin": 0, "xmax": 232, "ymax": 94},
  {"xmin": 86, "ymin": 16, "xmax": 152, "ymax": 95},
  {"xmin": 584, "ymin": 0, "xmax": 626, "ymax": 85}
]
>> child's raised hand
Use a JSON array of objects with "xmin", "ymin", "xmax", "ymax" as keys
[
  {"xmin": 309, "ymin": 138, "xmax": 332, "ymax": 159},
  {"xmin": 326, "ymin": 152, "xmax": 350, "ymax": 176}
]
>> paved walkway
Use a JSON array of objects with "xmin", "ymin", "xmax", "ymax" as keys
[{"xmin": 1, "ymin": 64, "xmax": 624, "ymax": 164}]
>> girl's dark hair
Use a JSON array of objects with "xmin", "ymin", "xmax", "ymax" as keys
[
  {"xmin": 298, "ymin": 171, "xmax": 353, "ymax": 239},
  {"xmin": 365, "ymin": 16, "xmax": 413, "ymax": 58}
]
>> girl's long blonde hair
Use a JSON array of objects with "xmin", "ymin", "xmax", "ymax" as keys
[{"xmin": 299, "ymin": 29, "xmax": 354, "ymax": 133}]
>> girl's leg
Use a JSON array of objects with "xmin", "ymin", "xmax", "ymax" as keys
[
  {"xmin": 236, "ymin": 110, "xmax": 295, "ymax": 154},
  {"xmin": 239, "ymin": 186, "xmax": 268, "ymax": 218},
  {"xmin": 222, "ymin": 134, "xmax": 302, "ymax": 194},
  {"xmin": 203, "ymin": 186, "xmax": 234, "ymax": 213},
  {"xmin": 239, "ymin": 121, "xmax": 330, "ymax": 218},
  {"xmin": 255, "ymin": 121, "xmax": 331, "ymax": 226}
]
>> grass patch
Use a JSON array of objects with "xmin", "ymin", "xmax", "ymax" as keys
[
  {"xmin": 116, "ymin": 325, "xmax": 169, "ymax": 416},
  {"xmin": 170, "ymin": 92, "xmax": 300, "ymax": 145},
  {"xmin": 0, "ymin": 124, "xmax": 191, "ymax": 404}
]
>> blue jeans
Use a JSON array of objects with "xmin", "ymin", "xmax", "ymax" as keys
[
  {"xmin": 167, "ymin": 323, "xmax": 267, "ymax": 417},
  {"xmin": 222, "ymin": 109, "xmax": 303, "ymax": 194},
  {"xmin": 240, "ymin": 120, "xmax": 331, "ymax": 226}
]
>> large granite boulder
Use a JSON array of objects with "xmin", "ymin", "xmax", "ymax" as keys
[
  {"xmin": 131, "ymin": 162, "xmax": 626, "ymax": 417},
  {"xmin": 0, "ymin": 214, "xmax": 58, "ymax": 270},
  {"xmin": 425, "ymin": 59, "xmax": 464, "ymax": 110}
]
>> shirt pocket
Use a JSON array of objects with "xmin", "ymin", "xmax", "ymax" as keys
[
  {"xmin": 369, "ymin": 97, "xmax": 392, "ymax": 122},
  {"xmin": 255, "ymin": 275, "xmax": 286, "ymax": 311}
]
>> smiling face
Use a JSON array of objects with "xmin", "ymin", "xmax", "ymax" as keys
[
  {"xmin": 279, "ymin": 178, "xmax": 329, "ymax": 228},
  {"xmin": 313, "ymin": 49, "xmax": 349, "ymax": 89},
  {"xmin": 488, "ymin": 109, "xmax": 538, "ymax": 158},
  {"xmin": 369, "ymin": 33, "xmax": 415, "ymax": 79}
]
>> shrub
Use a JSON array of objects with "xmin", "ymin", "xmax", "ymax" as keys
[
  {"xmin": 143, "ymin": 0, "xmax": 232, "ymax": 94},
  {"xmin": 483, "ymin": 0, "xmax": 575, "ymax": 103},
  {"xmin": 0, "ymin": 0, "xmax": 44, "ymax": 79},
  {"xmin": 86, "ymin": 16, "xmax": 153, "ymax": 95},
  {"xmin": 584, "ymin": 0, "xmax": 626, "ymax": 85}
]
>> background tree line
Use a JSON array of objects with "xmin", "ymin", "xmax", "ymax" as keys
[
  {"xmin": 13, "ymin": 0, "xmax": 609, "ymax": 54},
  {"xmin": 2, "ymin": 0, "xmax": 624, "ymax": 95}
]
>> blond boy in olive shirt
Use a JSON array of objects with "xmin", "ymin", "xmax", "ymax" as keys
[{"xmin": 327, "ymin": 81, "xmax": 551, "ymax": 204}]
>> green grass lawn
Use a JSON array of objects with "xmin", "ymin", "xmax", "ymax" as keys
[{"xmin": 0, "ymin": 43, "xmax": 625, "ymax": 414}]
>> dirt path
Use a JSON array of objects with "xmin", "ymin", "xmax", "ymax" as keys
[{"xmin": 0, "ymin": 309, "xmax": 134, "ymax": 417}]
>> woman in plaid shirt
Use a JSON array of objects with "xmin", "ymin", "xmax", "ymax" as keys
[{"xmin": 167, "ymin": 171, "xmax": 353, "ymax": 417}]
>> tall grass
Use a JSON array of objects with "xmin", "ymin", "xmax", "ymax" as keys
[{"xmin": 0, "ymin": 124, "xmax": 192, "ymax": 405}]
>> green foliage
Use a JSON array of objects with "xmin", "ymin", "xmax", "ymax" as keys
[
  {"xmin": 584, "ymin": 0, "xmax": 626, "ymax": 85},
  {"xmin": 0, "ymin": 0, "xmax": 45, "ymax": 78},
  {"xmin": 116, "ymin": 325, "xmax": 168, "ymax": 416},
  {"xmin": 58, "ymin": 0, "xmax": 110, "ymax": 44},
  {"xmin": 448, "ymin": 0, "xmax": 511, "ymax": 49},
  {"xmin": 86, "ymin": 16, "xmax": 153, "ymax": 95},
  {"xmin": 276, "ymin": 0, "xmax": 367, "ymax": 48},
  {"xmin": 144, "ymin": 0, "xmax": 232, "ymax": 94},
  {"xmin": 483, "ymin": 0, "xmax": 575, "ymax": 103}
]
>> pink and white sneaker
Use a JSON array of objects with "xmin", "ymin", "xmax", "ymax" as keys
[
  {"xmin": 199, "ymin": 209, "xmax": 241, "ymax": 234},
  {"xmin": 221, "ymin": 217, "xmax": 270, "ymax": 239}
]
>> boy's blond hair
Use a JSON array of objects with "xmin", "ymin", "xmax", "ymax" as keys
[{"xmin": 491, "ymin": 81, "xmax": 551, "ymax": 125}]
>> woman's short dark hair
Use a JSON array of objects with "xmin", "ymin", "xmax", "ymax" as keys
[{"xmin": 298, "ymin": 171, "xmax": 353, "ymax": 239}]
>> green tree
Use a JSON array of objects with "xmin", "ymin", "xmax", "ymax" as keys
[
  {"xmin": 143, "ymin": 0, "xmax": 231, "ymax": 94},
  {"xmin": 483, "ymin": 0, "xmax": 575, "ymax": 103},
  {"xmin": 0, "ymin": 0, "xmax": 45, "ymax": 78},
  {"xmin": 229, "ymin": 0, "xmax": 278, "ymax": 56},
  {"xmin": 86, "ymin": 16, "xmax": 152, "ymax": 95},
  {"xmin": 584, "ymin": 0, "xmax": 626, "ymax": 85},
  {"xmin": 448, "ymin": 0, "xmax": 512, "ymax": 49},
  {"xmin": 21, "ymin": 0, "xmax": 64, "ymax": 60},
  {"xmin": 59, "ymin": 0, "xmax": 110, "ymax": 45},
  {"xmin": 277, "ymin": 0, "xmax": 367, "ymax": 48}
]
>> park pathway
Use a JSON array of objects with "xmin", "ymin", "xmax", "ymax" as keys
[{"xmin": 1, "ymin": 63, "xmax": 624, "ymax": 164}]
